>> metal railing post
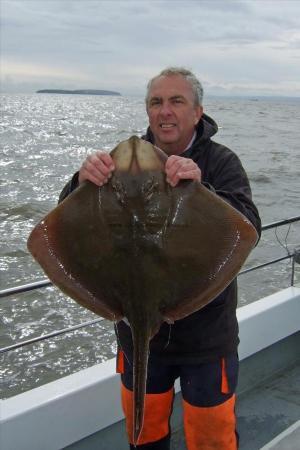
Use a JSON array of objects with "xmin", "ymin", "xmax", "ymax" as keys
[{"xmin": 291, "ymin": 248, "xmax": 300, "ymax": 287}]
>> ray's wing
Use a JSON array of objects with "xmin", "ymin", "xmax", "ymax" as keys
[
  {"xmin": 27, "ymin": 136, "xmax": 168, "ymax": 324},
  {"xmin": 160, "ymin": 180, "xmax": 258, "ymax": 322},
  {"xmin": 27, "ymin": 181, "xmax": 124, "ymax": 321}
]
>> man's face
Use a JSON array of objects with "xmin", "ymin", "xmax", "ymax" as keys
[{"xmin": 146, "ymin": 75, "xmax": 203, "ymax": 155}]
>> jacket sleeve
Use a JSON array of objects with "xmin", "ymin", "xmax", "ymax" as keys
[
  {"xmin": 58, "ymin": 172, "xmax": 80, "ymax": 203},
  {"xmin": 205, "ymin": 146, "xmax": 261, "ymax": 238}
]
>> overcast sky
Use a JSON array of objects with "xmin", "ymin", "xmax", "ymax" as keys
[{"xmin": 1, "ymin": 0, "xmax": 300, "ymax": 97}]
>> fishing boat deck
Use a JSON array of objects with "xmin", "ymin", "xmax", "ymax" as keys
[
  {"xmin": 62, "ymin": 331, "xmax": 300, "ymax": 450},
  {"xmin": 259, "ymin": 420, "xmax": 300, "ymax": 450},
  {"xmin": 1, "ymin": 288, "xmax": 300, "ymax": 450},
  {"xmin": 237, "ymin": 359, "xmax": 300, "ymax": 449},
  {"xmin": 168, "ymin": 332, "xmax": 300, "ymax": 450}
]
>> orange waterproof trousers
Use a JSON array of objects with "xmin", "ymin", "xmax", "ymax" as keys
[{"xmin": 117, "ymin": 350, "xmax": 239, "ymax": 449}]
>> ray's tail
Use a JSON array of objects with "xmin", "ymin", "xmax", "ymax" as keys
[{"xmin": 131, "ymin": 326, "xmax": 151, "ymax": 446}]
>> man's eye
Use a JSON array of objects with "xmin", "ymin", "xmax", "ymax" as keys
[
  {"xmin": 150, "ymin": 100, "xmax": 160, "ymax": 107},
  {"xmin": 173, "ymin": 98, "xmax": 184, "ymax": 104}
]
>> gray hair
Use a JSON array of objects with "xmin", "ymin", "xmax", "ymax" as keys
[{"xmin": 145, "ymin": 67, "xmax": 204, "ymax": 106}]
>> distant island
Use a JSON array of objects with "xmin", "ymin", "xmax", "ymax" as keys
[{"xmin": 36, "ymin": 89, "xmax": 121, "ymax": 96}]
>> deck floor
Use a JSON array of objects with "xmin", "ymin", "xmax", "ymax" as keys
[
  {"xmin": 237, "ymin": 360, "xmax": 300, "ymax": 449},
  {"xmin": 260, "ymin": 420, "xmax": 300, "ymax": 450},
  {"xmin": 170, "ymin": 360, "xmax": 300, "ymax": 450}
]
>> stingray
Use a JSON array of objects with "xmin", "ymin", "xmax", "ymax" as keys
[{"xmin": 27, "ymin": 136, "xmax": 258, "ymax": 445}]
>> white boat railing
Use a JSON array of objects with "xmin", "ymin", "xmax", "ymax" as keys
[{"xmin": 0, "ymin": 215, "xmax": 299, "ymax": 354}]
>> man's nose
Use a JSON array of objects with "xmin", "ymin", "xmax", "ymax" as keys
[{"xmin": 159, "ymin": 102, "xmax": 172, "ymax": 116}]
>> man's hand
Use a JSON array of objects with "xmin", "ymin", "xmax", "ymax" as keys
[
  {"xmin": 165, "ymin": 155, "xmax": 201, "ymax": 187},
  {"xmin": 78, "ymin": 152, "xmax": 201, "ymax": 188},
  {"xmin": 78, "ymin": 152, "xmax": 115, "ymax": 186}
]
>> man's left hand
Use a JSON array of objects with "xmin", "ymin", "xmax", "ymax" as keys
[{"xmin": 165, "ymin": 155, "xmax": 201, "ymax": 187}]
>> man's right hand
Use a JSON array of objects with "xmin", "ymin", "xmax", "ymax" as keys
[{"xmin": 78, "ymin": 152, "xmax": 115, "ymax": 186}]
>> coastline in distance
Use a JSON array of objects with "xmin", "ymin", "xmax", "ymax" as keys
[{"xmin": 36, "ymin": 89, "xmax": 121, "ymax": 96}]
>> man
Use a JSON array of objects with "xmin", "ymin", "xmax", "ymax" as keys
[{"xmin": 60, "ymin": 67, "xmax": 261, "ymax": 450}]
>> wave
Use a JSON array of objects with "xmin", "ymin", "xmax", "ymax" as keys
[
  {"xmin": 0, "ymin": 201, "xmax": 52, "ymax": 220},
  {"xmin": 249, "ymin": 173, "xmax": 272, "ymax": 184},
  {"xmin": 2, "ymin": 250, "xmax": 28, "ymax": 258}
]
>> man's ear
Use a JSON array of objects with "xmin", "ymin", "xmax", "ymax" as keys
[{"xmin": 194, "ymin": 105, "xmax": 203, "ymax": 125}]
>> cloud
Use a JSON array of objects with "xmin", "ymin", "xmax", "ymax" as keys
[{"xmin": 1, "ymin": 0, "xmax": 300, "ymax": 96}]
